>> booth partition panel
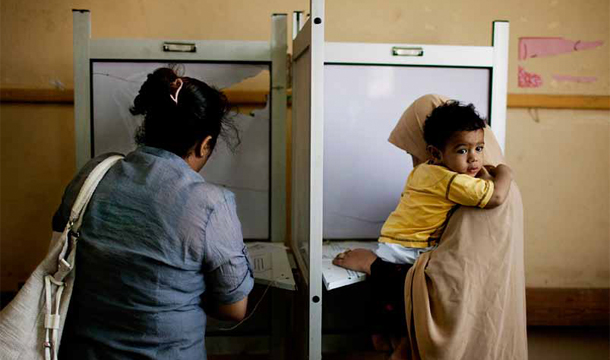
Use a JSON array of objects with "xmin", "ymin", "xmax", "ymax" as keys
[
  {"xmin": 91, "ymin": 62, "xmax": 271, "ymax": 240},
  {"xmin": 323, "ymin": 65, "xmax": 490, "ymax": 240}
]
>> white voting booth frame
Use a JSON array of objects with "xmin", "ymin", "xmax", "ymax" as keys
[
  {"xmin": 290, "ymin": 1, "xmax": 509, "ymax": 357},
  {"xmin": 73, "ymin": 9, "xmax": 289, "ymax": 246},
  {"xmin": 72, "ymin": 9, "xmax": 294, "ymax": 358}
]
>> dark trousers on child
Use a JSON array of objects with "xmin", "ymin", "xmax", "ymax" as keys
[{"xmin": 367, "ymin": 258, "xmax": 413, "ymax": 336}]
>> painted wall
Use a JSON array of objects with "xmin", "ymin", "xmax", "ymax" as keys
[
  {"xmin": 1, "ymin": 0, "xmax": 609, "ymax": 291},
  {"xmin": 1, "ymin": 104, "xmax": 75, "ymax": 290},
  {"xmin": 2, "ymin": 0, "xmax": 608, "ymax": 94}
]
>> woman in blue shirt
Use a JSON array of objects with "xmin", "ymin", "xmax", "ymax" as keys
[{"xmin": 56, "ymin": 67, "xmax": 254, "ymax": 359}]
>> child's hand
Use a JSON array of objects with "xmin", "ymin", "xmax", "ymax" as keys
[
  {"xmin": 487, "ymin": 164, "xmax": 512, "ymax": 178},
  {"xmin": 483, "ymin": 164, "xmax": 513, "ymax": 208},
  {"xmin": 476, "ymin": 166, "xmax": 494, "ymax": 180},
  {"xmin": 483, "ymin": 165, "xmax": 497, "ymax": 177}
]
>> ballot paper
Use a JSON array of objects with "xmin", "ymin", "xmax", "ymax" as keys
[
  {"xmin": 322, "ymin": 241, "xmax": 379, "ymax": 291},
  {"xmin": 246, "ymin": 242, "xmax": 296, "ymax": 291}
]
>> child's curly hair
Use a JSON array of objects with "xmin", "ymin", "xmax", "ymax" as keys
[{"xmin": 423, "ymin": 100, "xmax": 487, "ymax": 150}]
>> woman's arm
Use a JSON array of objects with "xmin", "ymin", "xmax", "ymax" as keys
[
  {"xmin": 479, "ymin": 164, "xmax": 513, "ymax": 208},
  {"xmin": 201, "ymin": 190, "xmax": 254, "ymax": 322},
  {"xmin": 205, "ymin": 297, "xmax": 249, "ymax": 322}
]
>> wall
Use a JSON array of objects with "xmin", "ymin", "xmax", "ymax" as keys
[
  {"xmin": 1, "ymin": 0, "xmax": 608, "ymax": 291},
  {"xmin": 1, "ymin": 104, "xmax": 75, "ymax": 289},
  {"xmin": 506, "ymin": 108, "xmax": 609, "ymax": 287}
]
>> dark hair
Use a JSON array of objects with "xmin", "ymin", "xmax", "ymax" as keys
[
  {"xmin": 423, "ymin": 100, "xmax": 487, "ymax": 150},
  {"xmin": 130, "ymin": 66, "xmax": 240, "ymax": 158}
]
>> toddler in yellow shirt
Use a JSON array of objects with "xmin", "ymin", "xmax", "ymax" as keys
[{"xmin": 376, "ymin": 100, "xmax": 513, "ymax": 264}]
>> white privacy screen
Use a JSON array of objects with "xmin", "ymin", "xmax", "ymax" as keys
[
  {"xmin": 91, "ymin": 61, "xmax": 270, "ymax": 239},
  {"xmin": 323, "ymin": 64, "xmax": 490, "ymax": 239}
]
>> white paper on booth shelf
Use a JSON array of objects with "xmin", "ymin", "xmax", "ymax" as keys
[
  {"xmin": 246, "ymin": 242, "xmax": 296, "ymax": 291},
  {"xmin": 322, "ymin": 241, "xmax": 379, "ymax": 291}
]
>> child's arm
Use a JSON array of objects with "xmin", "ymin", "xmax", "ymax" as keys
[{"xmin": 478, "ymin": 164, "xmax": 513, "ymax": 209}]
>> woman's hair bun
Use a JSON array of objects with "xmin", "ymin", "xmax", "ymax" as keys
[
  {"xmin": 130, "ymin": 66, "xmax": 239, "ymax": 158},
  {"xmin": 130, "ymin": 67, "xmax": 180, "ymax": 116}
]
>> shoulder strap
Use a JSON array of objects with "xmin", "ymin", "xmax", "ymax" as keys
[
  {"xmin": 44, "ymin": 155, "xmax": 123, "ymax": 360},
  {"xmin": 68, "ymin": 155, "xmax": 123, "ymax": 232}
]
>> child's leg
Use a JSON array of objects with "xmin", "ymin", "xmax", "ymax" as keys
[
  {"xmin": 367, "ymin": 258, "xmax": 412, "ymax": 353},
  {"xmin": 389, "ymin": 337, "xmax": 410, "ymax": 360},
  {"xmin": 371, "ymin": 333, "xmax": 392, "ymax": 352},
  {"xmin": 332, "ymin": 248, "xmax": 377, "ymax": 275}
]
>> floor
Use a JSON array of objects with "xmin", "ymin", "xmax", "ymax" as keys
[
  {"xmin": 2, "ymin": 292, "xmax": 607, "ymax": 359},
  {"xmin": 527, "ymin": 326, "xmax": 609, "ymax": 360},
  {"xmin": 322, "ymin": 327, "xmax": 609, "ymax": 360},
  {"xmin": 209, "ymin": 326, "xmax": 609, "ymax": 360}
]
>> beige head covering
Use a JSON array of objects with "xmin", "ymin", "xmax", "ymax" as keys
[
  {"xmin": 388, "ymin": 94, "xmax": 504, "ymax": 166},
  {"xmin": 394, "ymin": 94, "xmax": 528, "ymax": 360}
]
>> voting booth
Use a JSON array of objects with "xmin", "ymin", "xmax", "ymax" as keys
[
  {"xmin": 72, "ymin": 10, "xmax": 294, "ymax": 358},
  {"xmin": 289, "ymin": 0, "xmax": 509, "ymax": 357},
  {"xmin": 73, "ymin": 2, "xmax": 509, "ymax": 357},
  {"xmin": 73, "ymin": 10, "xmax": 289, "ymax": 245}
]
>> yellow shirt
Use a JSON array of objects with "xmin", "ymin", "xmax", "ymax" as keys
[{"xmin": 379, "ymin": 163, "xmax": 494, "ymax": 248}]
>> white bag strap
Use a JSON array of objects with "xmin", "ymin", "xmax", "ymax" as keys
[
  {"xmin": 44, "ymin": 154, "xmax": 123, "ymax": 360},
  {"xmin": 54, "ymin": 155, "xmax": 124, "ymax": 281},
  {"xmin": 44, "ymin": 275, "xmax": 64, "ymax": 360},
  {"xmin": 69, "ymin": 155, "xmax": 124, "ymax": 232}
]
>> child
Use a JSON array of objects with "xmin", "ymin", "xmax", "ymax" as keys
[
  {"xmin": 333, "ymin": 99, "xmax": 513, "ymax": 359},
  {"xmin": 365, "ymin": 100, "xmax": 513, "ymax": 359},
  {"xmin": 376, "ymin": 100, "xmax": 513, "ymax": 265}
]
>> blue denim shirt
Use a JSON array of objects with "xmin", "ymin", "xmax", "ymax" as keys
[{"xmin": 55, "ymin": 146, "xmax": 254, "ymax": 360}]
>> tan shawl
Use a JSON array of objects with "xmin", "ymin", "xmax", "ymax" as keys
[{"xmin": 391, "ymin": 94, "xmax": 528, "ymax": 360}]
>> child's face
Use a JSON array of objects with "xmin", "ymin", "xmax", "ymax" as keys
[{"xmin": 437, "ymin": 129, "xmax": 485, "ymax": 177}]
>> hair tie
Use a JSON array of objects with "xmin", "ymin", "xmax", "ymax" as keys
[{"xmin": 170, "ymin": 78, "xmax": 183, "ymax": 105}]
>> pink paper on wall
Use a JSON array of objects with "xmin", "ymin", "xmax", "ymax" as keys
[
  {"xmin": 518, "ymin": 66, "xmax": 543, "ymax": 88},
  {"xmin": 519, "ymin": 37, "xmax": 604, "ymax": 60},
  {"xmin": 552, "ymin": 75, "xmax": 597, "ymax": 83}
]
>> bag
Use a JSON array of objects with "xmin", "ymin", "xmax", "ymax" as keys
[{"xmin": 0, "ymin": 155, "xmax": 123, "ymax": 360}]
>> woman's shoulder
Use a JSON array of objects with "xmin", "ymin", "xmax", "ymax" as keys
[
  {"xmin": 177, "ymin": 178, "xmax": 237, "ymax": 216},
  {"xmin": 80, "ymin": 152, "xmax": 125, "ymax": 176},
  {"xmin": 52, "ymin": 152, "xmax": 124, "ymax": 231},
  {"xmin": 196, "ymin": 182, "xmax": 236, "ymax": 206},
  {"xmin": 68, "ymin": 152, "xmax": 125, "ymax": 194}
]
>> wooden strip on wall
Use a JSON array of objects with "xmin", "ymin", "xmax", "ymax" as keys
[
  {"xmin": 507, "ymin": 94, "xmax": 610, "ymax": 110},
  {"xmin": 526, "ymin": 288, "xmax": 609, "ymax": 326},
  {"xmin": 0, "ymin": 88, "xmax": 74, "ymax": 103},
  {"xmin": 2, "ymin": 88, "xmax": 610, "ymax": 110}
]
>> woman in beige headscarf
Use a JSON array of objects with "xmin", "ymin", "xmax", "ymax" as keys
[{"xmin": 334, "ymin": 94, "xmax": 527, "ymax": 359}]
